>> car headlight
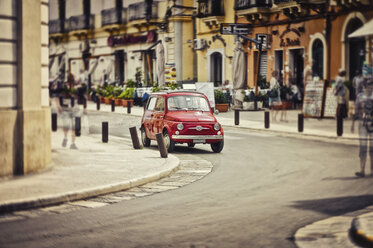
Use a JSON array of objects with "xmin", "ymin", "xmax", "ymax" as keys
[
  {"xmin": 177, "ymin": 123, "xmax": 184, "ymax": 131},
  {"xmin": 214, "ymin": 123, "xmax": 221, "ymax": 131}
]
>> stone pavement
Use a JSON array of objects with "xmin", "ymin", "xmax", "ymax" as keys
[{"xmin": 0, "ymin": 99, "xmax": 372, "ymax": 247}]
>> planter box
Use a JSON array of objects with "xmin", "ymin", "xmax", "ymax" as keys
[
  {"xmin": 273, "ymin": 101, "xmax": 292, "ymax": 110},
  {"xmin": 114, "ymin": 99, "xmax": 122, "ymax": 106},
  {"xmin": 215, "ymin": 103, "xmax": 229, "ymax": 112},
  {"xmin": 99, "ymin": 96, "xmax": 105, "ymax": 103},
  {"xmin": 243, "ymin": 101, "xmax": 263, "ymax": 110},
  {"xmin": 104, "ymin": 97, "xmax": 112, "ymax": 104},
  {"xmin": 122, "ymin": 99, "xmax": 133, "ymax": 107}
]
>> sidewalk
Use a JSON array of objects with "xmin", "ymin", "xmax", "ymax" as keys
[{"xmin": 0, "ymin": 127, "xmax": 179, "ymax": 213}]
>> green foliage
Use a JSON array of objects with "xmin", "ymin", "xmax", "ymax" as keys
[
  {"xmin": 113, "ymin": 86, "xmax": 123, "ymax": 99},
  {"xmin": 118, "ymin": 87, "xmax": 135, "ymax": 99},
  {"xmin": 258, "ymin": 75, "xmax": 269, "ymax": 89},
  {"xmin": 167, "ymin": 82, "xmax": 178, "ymax": 90},
  {"xmin": 214, "ymin": 90, "xmax": 230, "ymax": 104},
  {"xmin": 126, "ymin": 79, "xmax": 136, "ymax": 88},
  {"xmin": 102, "ymin": 85, "xmax": 114, "ymax": 98}
]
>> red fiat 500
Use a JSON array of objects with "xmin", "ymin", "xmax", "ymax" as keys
[{"xmin": 140, "ymin": 91, "xmax": 224, "ymax": 153}]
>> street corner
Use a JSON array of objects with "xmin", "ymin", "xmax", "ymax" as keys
[{"xmin": 350, "ymin": 213, "xmax": 373, "ymax": 247}]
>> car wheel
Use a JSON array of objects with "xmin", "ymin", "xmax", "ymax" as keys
[
  {"xmin": 187, "ymin": 143, "xmax": 195, "ymax": 148},
  {"xmin": 211, "ymin": 139, "xmax": 224, "ymax": 153},
  {"xmin": 163, "ymin": 130, "xmax": 175, "ymax": 153},
  {"xmin": 141, "ymin": 127, "xmax": 151, "ymax": 147}
]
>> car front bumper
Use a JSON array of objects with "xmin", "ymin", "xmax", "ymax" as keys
[{"xmin": 171, "ymin": 135, "xmax": 223, "ymax": 140}]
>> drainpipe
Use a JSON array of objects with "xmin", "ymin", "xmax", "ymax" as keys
[
  {"xmin": 175, "ymin": 0, "xmax": 182, "ymax": 85},
  {"xmin": 325, "ymin": 0, "xmax": 331, "ymax": 84},
  {"xmin": 193, "ymin": 11, "xmax": 197, "ymax": 82}
]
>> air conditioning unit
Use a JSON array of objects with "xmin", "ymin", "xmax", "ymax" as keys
[{"xmin": 194, "ymin": 39, "xmax": 206, "ymax": 50}]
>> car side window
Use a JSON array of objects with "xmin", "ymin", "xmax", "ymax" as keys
[
  {"xmin": 154, "ymin": 97, "xmax": 165, "ymax": 112},
  {"xmin": 147, "ymin": 97, "xmax": 157, "ymax": 111}
]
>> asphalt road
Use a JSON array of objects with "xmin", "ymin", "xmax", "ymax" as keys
[{"xmin": 0, "ymin": 111, "xmax": 371, "ymax": 248}]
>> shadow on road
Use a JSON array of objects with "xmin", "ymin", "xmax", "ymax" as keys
[{"xmin": 290, "ymin": 194, "xmax": 373, "ymax": 216}]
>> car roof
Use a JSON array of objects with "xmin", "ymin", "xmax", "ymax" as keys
[{"xmin": 150, "ymin": 90, "xmax": 206, "ymax": 97}]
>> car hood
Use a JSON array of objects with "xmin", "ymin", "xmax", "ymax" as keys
[{"xmin": 166, "ymin": 111, "xmax": 217, "ymax": 122}]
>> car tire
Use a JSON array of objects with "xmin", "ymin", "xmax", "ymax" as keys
[
  {"xmin": 141, "ymin": 126, "xmax": 151, "ymax": 147},
  {"xmin": 211, "ymin": 139, "xmax": 224, "ymax": 153},
  {"xmin": 163, "ymin": 130, "xmax": 175, "ymax": 153},
  {"xmin": 187, "ymin": 143, "xmax": 195, "ymax": 148}
]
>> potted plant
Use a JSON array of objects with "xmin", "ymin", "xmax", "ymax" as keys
[
  {"xmin": 214, "ymin": 89, "xmax": 230, "ymax": 112},
  {"xmin": 118, "ymin": 87, "xmax": 135, "ymax": 107},
  {"xmin": 102, "ymin": 85, "xmax": 114, "ymax": 104},
  {"xmin": 243, "ymin": 92, "xmax": 255, "ymax": 110},
  {"xmin": 113, "ymin": 86, "xmax": 123, "ymax": 106}
]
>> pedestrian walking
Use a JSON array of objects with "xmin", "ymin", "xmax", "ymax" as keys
[
  {"xmin": 333, "ymin": 69, "xmax": 348, "ymax": 119},
  {"xmin": 268, "ymin": 71, "xmax": 281, "ymax": 121},
  {"xmin": 351, "ymin": 79, "xmax": 373, "ymax": 177},
  {"xmin": 353, "ymin": 70, "xmax": 365, "ymax": 100}
]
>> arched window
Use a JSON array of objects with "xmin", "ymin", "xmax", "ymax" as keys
[
  {"xmin": 211, "ymin": 52, "xmax": 222, "ymax": 87},
  {"xmin": 312, "ymin": 39, "xmax": 324, "ymax": 79}
]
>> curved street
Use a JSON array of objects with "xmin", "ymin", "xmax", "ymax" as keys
[{"xmin": 0, "ymin": 112, "xmax": 370, "ymax": 248}]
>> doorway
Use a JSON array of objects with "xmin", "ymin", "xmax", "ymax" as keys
[
  {"xmin": 275, "ymin": 50, "xmax": 284, "ymax": 83},
  {"xmin": 211, "ymin": 52, "xmax": 222, "ymax": 87},
  {"xmin": 345, "ymin": 18, "xmax": 365, "ymax": 80},
  {"xmin": 289, "ymin": 48, "xmax": 304, "ymax": 87},
  {"xmin": 312, "ymin": 39, "xmax": 324, "ymax": 79}
]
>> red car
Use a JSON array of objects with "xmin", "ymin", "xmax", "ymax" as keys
[{"xmin": 140, "ymin": 91, "xmax": 224, "ymax": 153}]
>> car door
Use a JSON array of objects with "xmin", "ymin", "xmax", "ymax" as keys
[
  {"xmin": 153, "ymin": 96, "xmax": 166, "ymax": 135},
  {"xmin": 143, "ymin": 96, "xmax": 157, "ymax": 139}
]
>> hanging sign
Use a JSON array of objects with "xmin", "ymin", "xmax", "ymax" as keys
[{"xmin": 220, "ymin": 23, "xmax": 251, "ymax": 35}]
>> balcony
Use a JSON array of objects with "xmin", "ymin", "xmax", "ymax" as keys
[
  {"xmin": 197, "ymin": 0, "xmax": 225, "ymax": 18},
  {"xmin": 128, "ymin": 2, "xmax": 158, "ymax": 22},
  {"xmin": 101, "ymin": 8, "xmax": 127, "ymax": 26},
  {"xmin": 65, "ymin": 14, "xmax": 94, "ymax": 32},
  {"xmin": 235, "ymin": 0, "xmax": 273, "ymax": 9},
  {"xmin": 274, "ymin": 0, "xmax": 294, "ymax": 4},
  {"xmin": 49, "ymin": 19, "xmax": 65, "ymax": 34}
]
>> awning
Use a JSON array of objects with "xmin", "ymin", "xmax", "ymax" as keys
[{"xmin": 348, "ymin": 18, "xmax": 373, "ymax": 38}]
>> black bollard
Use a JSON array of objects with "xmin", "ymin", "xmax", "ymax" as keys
[
  {"xmin": 111, "ymin": 99, "xmax": 115, "ymax": 112},
  {"xmin": 155, "ymin": 133, "xmax": 168, "ymax": 158},
  {"xmin": 337, "ymin": 115, "xmax": 343, "ymax": 136},
  {"xmin": 102, "ymin": 122, "xmax": 108, "ymax": 143},
  {"xmin": 71, "ymin": 97, "xmax": 75, "ymax": 107},
  {"xmin": 129, "ymin": 127, "xmax": 142, "ymax": 149},
  {"xmin": 75, "ymin": 117, "xmax": 81, "ymax": 137},
  {"xmin": 52, "ymin": 113, "xmax": 57, "ymax": 131},
  {"xmin": 235, "ymin": 109, "xmax": 239, "ymax": 125},
  {"xmin": 96, "ymin": 98, "xmax": 100, "ymax": 110},
  {"xmin": 265, "ymin": 111, "xmax": 270, "ymax": 129},
  {"xmin": 83, "ymin": 98, "xmax": 87, "ymax": 109},
  {"xmin": 298, "ymin": 113, "xmax": 304, "ymax": 132},
  {"xmin": 127, "ymin": 101, "xmax": 131, "ymax": 114}
]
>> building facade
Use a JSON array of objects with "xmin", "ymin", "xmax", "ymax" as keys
[
  {"xmin": 235, "ymin": 0, "xmax": 373, "ymax": 93},
  {"xmin": 49, "ymin": 0, "xmax": 195, "ymax": 88},
  {"xmin": 0, "ymin": 0, "xmax": 51, "ymax": 176}
]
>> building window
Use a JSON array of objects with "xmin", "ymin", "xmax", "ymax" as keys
[
  {"xmin": 345, "ymin": 18, "xmax": 365, "ymax": 80},
  {"xmin": 312, "ymin": 39, "xmax": 323, "ymax": 79}
]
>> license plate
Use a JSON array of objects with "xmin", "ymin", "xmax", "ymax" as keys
[{"xmin": 193, "ymin": 139, "xmax": 205, "ymax": 143}]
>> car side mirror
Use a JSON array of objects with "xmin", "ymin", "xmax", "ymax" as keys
[{"xmin": 214, "ymin": 109, "xmax": 219, "ymax": 115}]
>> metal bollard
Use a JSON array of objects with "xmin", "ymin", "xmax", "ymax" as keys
[
  {"xmin": 129, "ymin": 127, "xmax": 142, "ymax": 149},
  {"xmin": 127, "ymin": 101, "xmax": 131, "ymax": 114},
  {"xmin": 235, "ymin": 109, "xmax": 239, "ymax": 125},
  {"xmin": 52, "ymin": 113, "xmax": 57, "ymax": 132},
  {"xmin": 75, "ymin": 117, "xmax": 81, "ymax": 137},
  {"xmin": 96, "ymin": 98, "xmax": 100, "ymax": 110},
  {"xmin": 298, "ymin": 113, "xmax": 304, "ymax": 132},
  {"xmin": 155, "ymin": 133, "xmax": 168, "ymax": 158},
  {"xmin": 102, "ymin": 122, "xmax": 108, "ymax": 143},
  {"xmin": 71, "ymin": 97, "xmax": 75, "ymax": 107},
  {"xmin": 83, "ymin": 98, "xmax": 87, "ymax": 109},
  {"xmin": 264, "ymin": 111, "xmax": 270, "ymax": 129},
  {"xmin": 337, "ymin": 115, "xmax": 343, "ymax": 136},
  {"xmin": 111, "ymin": 99, "xmax": 115, "ymax": 112}
]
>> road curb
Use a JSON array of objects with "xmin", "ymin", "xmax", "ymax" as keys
[
  {"xmin": 0, "ymin": 155, "xmax": 180, "ymax": 214},
  {"xmin": 350, "ymin": 215, "xmax": 373, "ymax": 247},
  {"xmin": 221, "ymin": 123, "xmax": 359, "ymax": 145}
]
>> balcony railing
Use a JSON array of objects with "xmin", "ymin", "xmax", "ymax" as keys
[
  {"xmin": 128, "ymin": 2, "xmax": 158, "ymax": 21},
  {"xmin": 274, "ymin": 0, "xmax": 295, "ymax": 4},
  {"xmin": 49, "ymin": 19, "xmax": 65, "ymax": 34},
  {"xmin": 235, "ymin": 0, "xmax": 273, "ymax": 10},
  {"xmin": 65, "ymin": 14, "xmax": 94, "ymax": 32},
  {"xmin": 101, "ymin": 8, "xmax": 127, "ymax": 26},
  {"xmin": 197, "ymin": 0, "xmax": 225, "ymax": 18}
]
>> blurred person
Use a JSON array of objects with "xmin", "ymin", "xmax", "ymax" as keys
[
  {"xmin": 353, "ymin": 70, "xmax": 365, "ymax": 100},
  {"xmin": 269, "ymin": 70, "xmax": 281, "ymax": 121},
  {"xmin": 223, "ymin": 80, "xmax": 233, "ymax": 106},
  {"xmin": 333, "ymin": 69, "xmax": 348, "ymax": 119},
  {"xmin": 351, "ymin": 79, "xmax": 373, "ymax": 177}
]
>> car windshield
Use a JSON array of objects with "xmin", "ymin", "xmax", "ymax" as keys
[{"xmin": 167, "ymin": 95, "xmax": 210, "ymax": 112}]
